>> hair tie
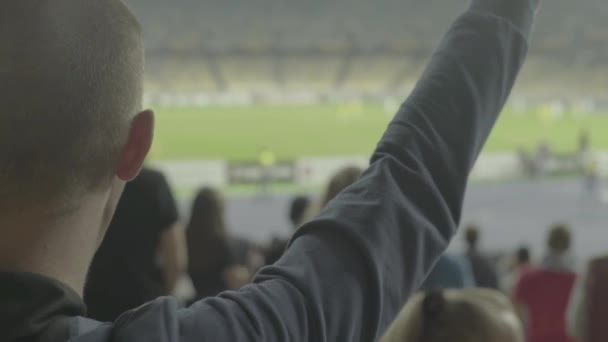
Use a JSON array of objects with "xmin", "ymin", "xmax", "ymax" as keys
[{"xmin": 422, "ymin": 290, "xmax": 446, "ymax": 320}]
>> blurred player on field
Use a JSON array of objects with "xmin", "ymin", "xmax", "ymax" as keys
[{"xmin": 258, "ymin": 147, "xmax": 276, "ymax": 196}]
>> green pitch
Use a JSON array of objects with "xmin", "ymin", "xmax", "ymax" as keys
[{"xmin": 150, "ymin": 103, "xmax": 608, "ymax": 161}]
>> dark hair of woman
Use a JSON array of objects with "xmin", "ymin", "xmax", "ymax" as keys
[{"xmin": 186, "ymin": 187, "xmax": 232, "ymax": 299}]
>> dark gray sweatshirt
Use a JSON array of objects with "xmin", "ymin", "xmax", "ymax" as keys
[{"xmin": 0, "ymin": 0, "xmax": 539, "ymax": 341}]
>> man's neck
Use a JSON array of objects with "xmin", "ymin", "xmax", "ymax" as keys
[{"xmin": 0, "ymin": 197, "xmax": 108, "ymax": 296}]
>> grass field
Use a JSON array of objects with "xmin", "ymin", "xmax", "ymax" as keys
[{"xmin": 150, "ymin": 103, "xmax": 608, "ymax": 161}]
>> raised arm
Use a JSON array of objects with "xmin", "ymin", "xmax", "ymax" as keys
[{"xmin": 109, "ymin": 1, "xmax": 540, "ymax": 341}]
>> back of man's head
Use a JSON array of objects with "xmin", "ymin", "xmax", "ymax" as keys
[
  {"xmin": 516, "ymin": 246, "xmax": 531, "ymax": 265},
  {"xmin": 464, "ymin": 225, "xmax": 480, "ymax": 250},
  {"xmin": 547, "ymin": 223, "xmax": 571, "ymax": 255},
  {"xmin": 0, "ymin": 0, "xmax": 144, "ymax": 214}
]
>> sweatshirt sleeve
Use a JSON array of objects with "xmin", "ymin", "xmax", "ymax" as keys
[{"xmin": 124, "ymin": 1, "xmax": 540, "ymax": 342}]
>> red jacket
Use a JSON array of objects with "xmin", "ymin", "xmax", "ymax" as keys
[{"xmin": 515, "ymin": 268, "xmax": 577, "ymax": 342}]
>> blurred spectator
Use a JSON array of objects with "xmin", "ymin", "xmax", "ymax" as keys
[
  {"xmin": 500, "ymin": 246, "xmax": 534, "ymax": 295},
  {"xmin": 186, "ymin": 188, "xmax": 250, "ymax": 301},
  {"xmin": 229, "ymin": 236, "xmax": 265, "ymax": 274},
  {"xmin": 321, "ymin": 166, "xmax": 363, "ymax": 207},
  {"xmin": 264, "ymin": 195, "xmax": 311, "ymax": 265},
  {"xmin": 421, "ymin": 254, "xmax": 475, "ymax": 290},
  {"xmin": 464, "ymin": 225, "xmax": 500, "ymax": 289},
  {"xmin": 382, "ymin": 289, "xmax": 524, "ymax": 342},
  {"xmin": 536, "ymin": 142, "xmax": 552, "ymax": 176},
  {"xmin": 302, "ymin": 165, "xmax": 363, "ymax": 222},
  {"xmin": 289, "ymin": 195, "xmax": 311, "ymax": 228},
  {"xmin": 579, "ymin": 129, "xmax": 591, "ymax": 156},
  {"xmin": 582, "ymin": 159, "xmax": 599, "ymax": 199},
  {"xmin": 258, "ymin": 147, "xmax": 276, "ymax": 196},
  {"xmin": 579, "ymin": 129, "xmax": 598, "ymax": 199},
  {"xmin": 84, "ymin": 167, "xmax": 185, "ymax": 321},
  {"xmin": 518, "ymin": 147, "xmax": 538, "ymax": 177},
  {"xmin": 267, "ymin": 166, "xmax": 362, "ymax": 265},
  {"xmin": 567, "ymin": 255, "xmax": 608, "ymax": 342},
  {"xmin": 514, "ymin": 224, "xmax": 577, "ymax": 342}
]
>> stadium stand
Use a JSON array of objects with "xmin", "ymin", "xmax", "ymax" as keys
[
  {"xmin": 281, "ymin": 56, "xmax": 343, "ymax": 91},
  {"xmin": 125, "ymin": 0, "xmax": 608, "ymax": 98}
]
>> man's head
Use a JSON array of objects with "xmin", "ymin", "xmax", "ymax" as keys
[
  {"xmin": 0, "ymin": 0, "xmax": 152, "ymax": 218},
  {"xmin": 289, "ymin": 195, "xmax": 310, "ymax": 228},
  {"xmin": 464, "ymin": 225, "xmax": 480, "ymax": 251},
  {"xmin": 516, "ymin": 246, "xmax": 531, "ymax": 266},
  {"xmin": 547, "ymin": 223, "xmax": 571, "ymax": 255},
  {"xmin": 0, "ymin": 0, "xmax": 153, "ymax": 290}
]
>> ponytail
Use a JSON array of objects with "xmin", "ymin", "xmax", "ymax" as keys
[{"xmin": 419, "ymin": 290, "xmax": 446, "ymax": 341}]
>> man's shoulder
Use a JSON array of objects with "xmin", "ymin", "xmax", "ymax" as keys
[
  {"xmin": 65, "ymin": 317, "xmax": 112, "ymax": 342},
  {"xmin": 70, "ymin": 297, "xmax": 180, "ymax": 342}
]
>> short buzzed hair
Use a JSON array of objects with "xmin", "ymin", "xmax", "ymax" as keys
[{"xmin": 0, "ymin": 0, "xmax": 144, "ymax": 211}]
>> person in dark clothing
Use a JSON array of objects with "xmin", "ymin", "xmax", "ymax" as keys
[
  {"xmin": 501, "ymin": 246, "xmax": 534, "ymax": 294},
  {"xmin": 289, "ymin": 195, "xmax": 311, "ymax": 228},
  {"xmin": 229, "ymin": 236, "xmax": 265, "ymax": 274},
  {"xmin": 568, "ymin": 254, "xmax": 608, "ymax": 342},
  {"xmin": 264, "ymin": 195, "xmax": 311, "ymax": 265},
  {"xmin": 0, "ymin": 0, "xmax": 540, "ymax": 341},
  {"xmin": 84, "ymin": 167, "xmax": 183, "ymax": 321},
  {"xmin": 517, "ymin": 246, "xmax": 531, "ymax": 265},
  {"xmin": 186, "ymin": 188, "xmax": 249, "ymax": 301},
  {"xmin": 464, "ymin": 225, "xmax": 500, "ymax": 289}
]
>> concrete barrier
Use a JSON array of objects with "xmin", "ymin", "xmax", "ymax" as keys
[
  {"xmin": 152, "ymin": 151, "xmax": 608, "ymax": 190},
  {"xmin": 151, "ymin": 160, "xmax": 228, "ymax": 189},
  {"xmin": 470, "ymin": 153, "xmax": 521, "ymax": 180},
  {"xmin": 294, "ymin": 156, "xmax": 369, "ymax": 186}
]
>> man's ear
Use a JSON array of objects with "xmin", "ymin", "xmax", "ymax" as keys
[{"xmin": 116, "ymin": 110, "xmax": 155, "ymax": 181}]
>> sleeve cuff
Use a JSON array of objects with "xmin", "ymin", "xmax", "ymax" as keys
[{"xmin": 469, "ymin": 0, "xmax": 539, "ymax": 41}]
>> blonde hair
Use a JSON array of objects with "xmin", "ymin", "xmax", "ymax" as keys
[{"xmin": 382, "ymin": 289, "xmax": 524, "ymax": 342}]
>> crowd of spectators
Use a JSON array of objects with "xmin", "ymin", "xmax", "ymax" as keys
[
  {"xmin": 85, "ymin": 165, "xmax": 608, "ymax": 342},
  {"xmin": 5, "ymin": 0, "xmax": 608, "ymax": 341}
]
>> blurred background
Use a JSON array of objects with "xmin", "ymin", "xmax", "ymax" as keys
[{"xmin": 124, "ymin": 0, "xmax": 608, "ymax": 262}]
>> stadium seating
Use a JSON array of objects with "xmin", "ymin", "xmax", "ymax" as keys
[{"xmin": 125, "ymin": 0, "xmax": 608, "ymax": 97}]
